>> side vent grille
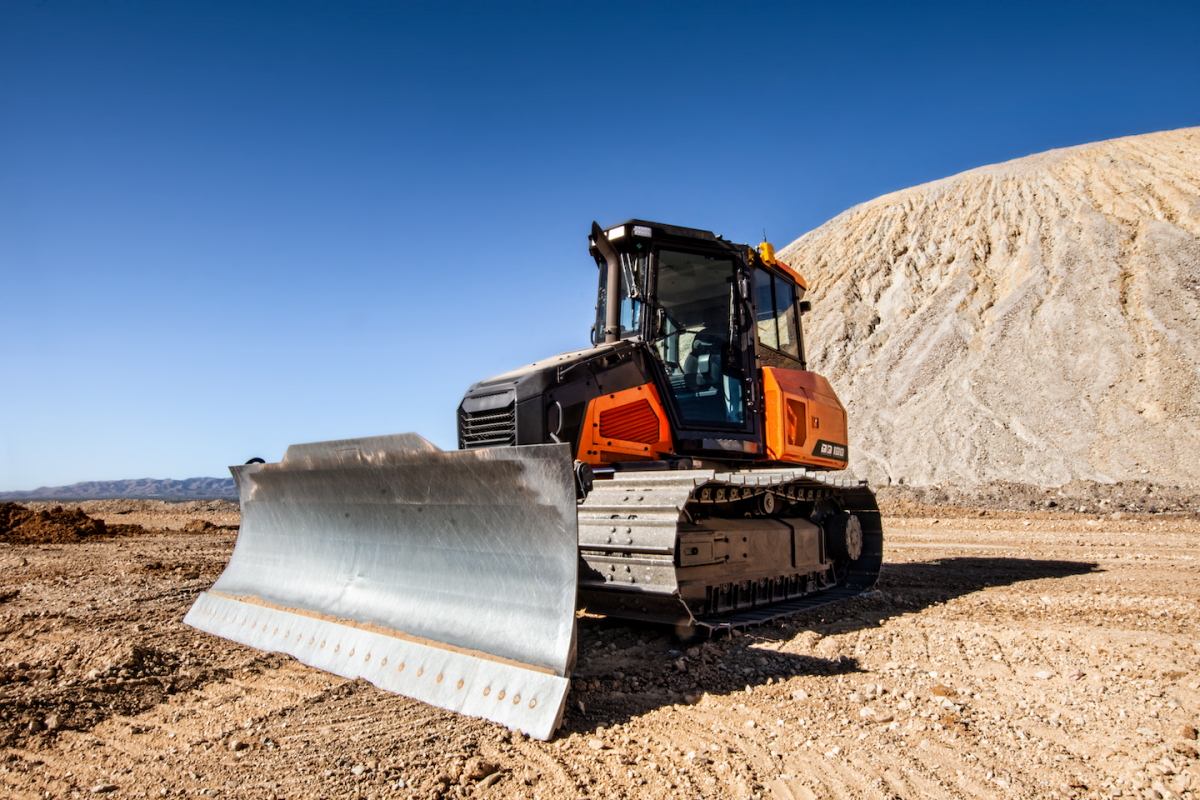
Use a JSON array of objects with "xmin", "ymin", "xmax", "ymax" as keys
[
  {"xmin": 458, "ymin": 391, "xmax": 516, "ymax": 449},
  {"xmin": 598, "ymin": 399, "xmax": 660, "ymax": 444}
]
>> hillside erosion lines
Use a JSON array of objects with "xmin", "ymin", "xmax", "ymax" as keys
[{"xmin": 779, "ymin": 126, "xmax": 1200, "ymax": 489}]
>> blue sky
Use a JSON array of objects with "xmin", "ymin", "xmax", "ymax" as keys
[{"xmin": 2, "ymin": 0, "xmax": 1198, "ymax": 490}]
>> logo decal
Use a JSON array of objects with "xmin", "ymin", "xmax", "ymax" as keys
[{"xmin": 811, "ymin": 439, "xmax": 848, "ymax": 462}]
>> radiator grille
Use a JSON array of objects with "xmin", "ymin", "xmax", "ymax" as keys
[
  {"xmin": 458, "ymin": 394, "xmax": 516, "ymax": 449},
  {"xmin": 599, "ymin": 399, "xmax": 660, "ymax": 444}
]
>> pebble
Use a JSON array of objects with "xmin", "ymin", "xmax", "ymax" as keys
[
  {"xmin": 228, "ymin": 739, "xmax": 247, "ymax": 752},
  {"xmin": 1175, "ymin": 725, "xmax": 1197, "ymax": 740},
  {"xmin": 350, "ymin": 765, "xmax": 365, "ymax": 776},
  {"xmin": 1035, "ymin": 670, "xmax": 1055, "ymax": 680},
  {"xmin": 461, "ymin": 758, "xmax": 498, "ymax": 783},
  {"xmin": 587, "ymin": 738, "xmax": 605, "ymax": 751},
  {"xmin": 90, "ymin": 785, "xmax": 118, "ymax": 794}
]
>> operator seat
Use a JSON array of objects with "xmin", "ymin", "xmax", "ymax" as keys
[{"xmin": 682, "ymin": 332, "xmax": 724, "ymax": 391}]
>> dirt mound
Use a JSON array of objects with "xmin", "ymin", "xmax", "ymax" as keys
[
  {"xmin": 779, "ymin": 126, "xmax": 1200, "ymax": 489},
  {"xmin": 876, "ymin": 478, "xmax": 1200, "ymax": 517},
  {"xmin": 0, "ymin": 503, "xmax": 142, "ymax": 544},
  {"xmin": 23, "ymin": 499, "xmax": 239, "ymax": 532}
]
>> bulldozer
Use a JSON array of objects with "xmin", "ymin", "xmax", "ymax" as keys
[{"xmin": 185, "ymin": 220, "xmax": 882, "ymax": 740}]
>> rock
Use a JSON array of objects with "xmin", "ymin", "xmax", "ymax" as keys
[
  {"xmin": 792, "ymin": 689, "xmax": 808, "ymax": 701},
  {"xmin": 1035, "ymin": 671, "xmax": 1055, "ymax": 680},
  {"xmin": 461, "ymin": 758, "xmax": 498, "ymax": 783},
  {"xmin": 674, "ymin": 659, "xmax": 686, "ymax": 672},
  {"xmin": 479, "ymin": 772, "xmax": 503, "ymax": 788},
  {"xmin": 228, "ymin": 739, "xmax": 247, "ymax": 752},
  {"xmin": 1175, "ymin": 725, "xmax": 1198, "ymax": 740},
  {"xmin": 26, "ymin": 719, "xmax": 43, "ymax": 733},
  {"xmin": 1068, "ymin": 669, "xmax": 1085, "ymax": 681},
  {"xmin": 44, "ymin": 714, "xmax": 60, "ymax": 730},
  {"xmin": 744, "ymin": 720, "xmax": 756, "ymax": 729},
  {"xmin": 587, "ymin": 738, "xmax": 604, "ymax": 751},
  {"xmin": 90, "ymin": 785, "xmax": 118, "ymax": 794},
  {"xmin": 350, "ymin": 765, "xmax": 365, "ymax": 776}
]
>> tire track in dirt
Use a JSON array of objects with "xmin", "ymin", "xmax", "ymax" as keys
[{"xmin": 5, "ymin": 510, "xmax": 1200, "ymax": 799}]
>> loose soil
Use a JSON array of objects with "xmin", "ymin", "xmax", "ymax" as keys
[
  {"xmin": 0, "ymin": 503, "xmax": 145, "ymax": 546},
  {"xmin": 2, "ymin": 501, "xmax": 1200, "ymax": 800}
]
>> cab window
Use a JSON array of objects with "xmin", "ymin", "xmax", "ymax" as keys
[
  {"xmin": 651, "ymin": 249, "xmax": 746, "ymax": 426},
  {"xmin": 755, "ymin": 270, "xmax": 800, "ymax": 359}
]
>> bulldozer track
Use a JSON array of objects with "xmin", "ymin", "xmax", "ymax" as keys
[{"xmin": 577, "ymin": 468, "xmax": 883, "ymax": 630}]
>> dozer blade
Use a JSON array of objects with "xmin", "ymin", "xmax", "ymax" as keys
[{"xmin": 184, "ymin": 434, "xmax": 578, "ymax": 740}]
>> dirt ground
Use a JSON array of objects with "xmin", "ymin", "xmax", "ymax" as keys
[{"xmin": 3, "ymin": 501, "xmax": 1200, "ymax": 800}]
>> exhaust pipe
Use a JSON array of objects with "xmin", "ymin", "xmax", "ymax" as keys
[{"xmin": 591, "ymin": 221, "xmax": 622, "ymax": 344}]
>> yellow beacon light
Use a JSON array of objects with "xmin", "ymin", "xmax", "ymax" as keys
[{"xmin": 759, "ymin": 239, "xmax": 776, "ymax": 266}]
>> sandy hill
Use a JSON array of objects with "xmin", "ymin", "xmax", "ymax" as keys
[{"xmin": 779, "ymin": 127, "xmax": 1200, "ymax": 489}]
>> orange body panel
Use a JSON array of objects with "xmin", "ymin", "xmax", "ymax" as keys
[
  {"xmin": 762, "ymin": 368, "xmax": 849, "ymax": 469},
  {"xmin": 577, "ymin": 383, "xmax": 674, "ymax": 466},
  {"xmin": 772, "ymin": 258, "xmax": 808, "ymax": 293}
]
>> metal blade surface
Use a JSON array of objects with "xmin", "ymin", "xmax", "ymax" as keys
[{"xmin": 185, "ymin": 434, "xmax": 578, "ymax": 739}]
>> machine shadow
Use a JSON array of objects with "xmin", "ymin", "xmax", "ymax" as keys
[{"xmin": 559, "ymin": 556, "xmax": 1098, "ymax": 734}]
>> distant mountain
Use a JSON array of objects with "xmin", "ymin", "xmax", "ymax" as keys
[{"xmin": 0, "ymin": 477, "xmax": 237, "ymax": 501}]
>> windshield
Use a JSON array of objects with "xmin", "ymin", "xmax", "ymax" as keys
[{"xmin": 651, "ymin": 249, "xmax": 745, "ymax": 426}]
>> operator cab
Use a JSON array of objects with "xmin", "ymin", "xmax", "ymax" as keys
[{"xmin": 589, "ymin": 220, "xmax": 809, "ymax": 458}]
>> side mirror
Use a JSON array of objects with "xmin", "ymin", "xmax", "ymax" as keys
[{"xmin": 799, "ymin": 301, "xmax": 812, "ymax": 314}]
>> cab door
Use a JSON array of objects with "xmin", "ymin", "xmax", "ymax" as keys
[{"xmin": 647, "ymin": 247, "xmax": 760, "ymax": 455}]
